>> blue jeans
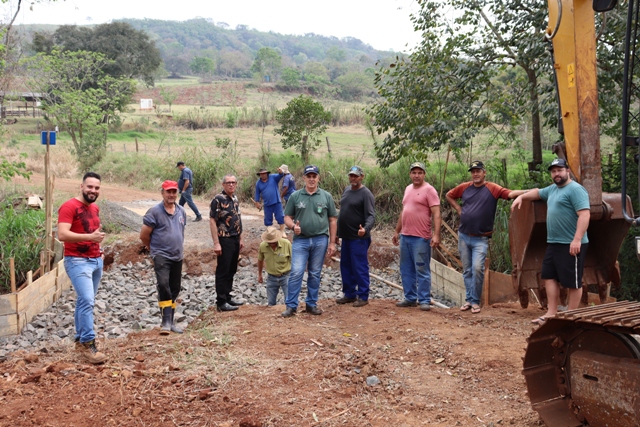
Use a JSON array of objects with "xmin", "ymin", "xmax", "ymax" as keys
[
  {"xmin": 64, "ymin": 256, "xmax": 103, "ymax": 343},
  {"xmin": 286, "ymin": 235, "xmax": 328, "ymax": 309},
  {"xmin": 266, "ymin": 272, "xmax": 289, "ymax": 306},
  {"xmin": 458, "ymin": 232, "xmax": 489, "ymax": 305},
  {"xmin": 399, "ymin": 235, "xmax": 432, "ymax": 304},
  {"xmin": 263, "ymin": 202, "xmax": 284, "ymax": 226},
  {"xmin": 179, "ymin": 188, "xmax": 201, "ymax": 217},
  {"xmin": 340, "ymin": 238, "xmax": 371, "ymax": 300}
]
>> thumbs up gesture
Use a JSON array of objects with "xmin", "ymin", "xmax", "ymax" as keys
[
  {"xmin": 294, "ymin": 220, "xmax": 301, "ymax": 235},
  {"xmin": 358, "ymin": 224, "xmax": 366, "ymax": 237},
  {"xmin": 90, "ymin": 226, "xmax": 106, "ymax": 243}
]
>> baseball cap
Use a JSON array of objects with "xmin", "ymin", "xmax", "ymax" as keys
[
  {"xmin": 176, "ymin": 161, "xmax": 185, "ymax": 167},
  {"xmin": 410, "ymin": 162, "xmax": 426, "ymax": 172},
  {"xmin": 256, "ymin": 168, "xmax": 270, "ymax": 176},
  {"xmin": 162, "ymin": 180, "xmax": 179, "ymax": 190},
  {"xmin": 468, "ymin": 160, "xmax": 485, "ymax": 171},
  {"xmin": 347, "ymin": 165, "xmax": 364, "ymax": 176},
  {"xmin": 548, "ymin": 158, "xmax": 569, "ymax": 170},
  {"xmin": 304, "ymin": 165, "xmax": 320, "ymax": 175}
]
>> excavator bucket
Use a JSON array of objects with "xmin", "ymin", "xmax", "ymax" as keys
[{"xmin": 509, "ymin": 194, "xmax": 633, "ymax": 308}]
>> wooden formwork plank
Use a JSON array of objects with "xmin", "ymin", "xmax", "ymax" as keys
[
  {"xmin": 0, "ymin": 313, "xmax": 18, "ymax": 336},
  {"xmin": 17, "ymin": 268, "xmax": 57, "ymax": 308},
  {"xmin": 56, "ymin": 260, "xmax": 71, "ymax": 293},
  {"xmin": 0, "ymin": 293, "xmax": 17, "ymax": 316}
]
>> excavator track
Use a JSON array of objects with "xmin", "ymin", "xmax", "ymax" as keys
[{"xmin": 523, "ymin": 301, "xmax": 640, "ymax": 426}]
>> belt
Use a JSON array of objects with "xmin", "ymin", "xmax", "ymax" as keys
[{"xmin": 269, "ymin": 271, "xmax": 290, "ymax": 278}]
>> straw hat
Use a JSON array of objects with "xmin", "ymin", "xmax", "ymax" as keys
[{"xmin": 261, "ymin": 226, "xmax": 282, "ymax": 243}]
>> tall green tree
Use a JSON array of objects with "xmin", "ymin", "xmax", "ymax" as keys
[
  {"xmin": 25, "ymin": 49, "xmax": 135, "ymax": 170},
  {"xmin": 33, "ymin": 22, "xmax": 162, "ymax": 86},
  {"xmin": 251, "ymin": 47, "xmax": 282, "ymax": 81},
  {"xmin": 190, "ymin": 56, "xmax": 216, "ymax": 80},
  {"xmin": 274, "ymin": 95, "xmax": 331, "ymax": 164}
]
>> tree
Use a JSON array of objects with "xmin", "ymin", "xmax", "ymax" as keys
[
  {"xmin": 33, "ymin": 22, "xmax": 162, "ymax": 86},
  {"xmin": 158, "ymin": 85, "xmax": 178, "ymax": 112},
  {"xmin": 218, "ymin": 50, "xmax": 252, "ymax": 77},
  {"xmin": 274, "ymin": 95, "xmax": 331, "ymax": 164},
  {"xmin": 25, "ymin": 49, "xmax": 135, "ymax": 170},
  {"xmin": 370, "ymin": 0, "xmax": 550, "ymax": 169},
  {"xmin": 336, "ymin": 71, "xmax": 374, "ymax": 101},
  {"xmin": 251, "ymin": 47, "xmax": 282, "ymax": 81},
  {"xmin": 280, "ymin": 67, "xmax": 301, "ymax": 88},
  {"xmin": 190, "ymin": 56, "xmax": 216, "ymax": 81}
]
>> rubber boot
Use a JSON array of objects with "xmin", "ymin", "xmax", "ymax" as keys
[
  {"xmin": 160, "ymin": 306, "xmax": 172, "ymax": 335},
  {"xmin": 170, "ymin": 307, "xmax": 183, "ymax": 334}
]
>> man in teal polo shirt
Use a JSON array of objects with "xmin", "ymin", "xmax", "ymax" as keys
[{"xmin": 281, "ymin": 165, "xmax": 337, "ymax": 317}]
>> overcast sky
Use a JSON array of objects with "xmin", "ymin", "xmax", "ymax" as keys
[{"xmin": 2, "ymin": 0, "xmax": 423, "ymax": 52}]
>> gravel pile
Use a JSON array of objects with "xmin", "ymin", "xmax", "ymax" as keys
[{"xmin": 0, "ymin": 260, "xmax": 453, "ymax": 357}]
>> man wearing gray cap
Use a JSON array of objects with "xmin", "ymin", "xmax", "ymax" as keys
[
  {"xmin": 336, "ymin": 166, "xmax": 375, "ymax": 307},
  {"xmin": 512, "ymin": 158, "xmax": 590, "ymax": 325},
  {"xmin": 392, "ymin": 161, "xmax": 441, "ymax": 311}
]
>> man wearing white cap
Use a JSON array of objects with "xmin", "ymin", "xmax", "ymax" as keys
[
  {"xmin": 279, "ymin": 164, "xmax": 296, "ymax": 207},
  {"xmin": 257, "ymin": 226, "xmax": 292, "ymax": 306}
]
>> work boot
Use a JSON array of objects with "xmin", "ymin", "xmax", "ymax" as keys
[
  {"xmin": 353, "ymin": 298, "xmax": 369, "ymax": 307},
  {"xmin": 281, "ymin": 307, "xmax": 297, "ymax": 318},
  {"xmin": 194, "ymin": 215, "xmax": 202, "ymax": 222},
  {"xmin": 160, "ymin": 306, "xmax": 172, "ymax": 335},
  {"xmin": 170, "ymin": 308, "xmax": 183, "ymax": 334},
  {"xmin": 396, "ymin": 300, "xmax": 418, "ymax": 307},
  {"xmin": 228, "ymin": 299, "xmax": 245, "ymax": 306},
  {"xmin": 216, "ymin": 303, "xmax": 239, "ymax": 312},
  {"xmin": 336, "ymin": 296, "xmax": 357, "ymax": 304},
  {"xmin": 74, "ymin": 337, "xmax": 82, "ymax": 351},
  {"xmin": 79, "ymin": 340, "xmax": 107, "ymax": 364},
  {"xmin": 305, "ymin": 305, "xmax": 323, "ymax": 315}
]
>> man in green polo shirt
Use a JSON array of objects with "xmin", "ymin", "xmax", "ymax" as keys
[
  {"xmin": 282, "ymin": 165, "xmax": 338, "ymax": 317},
  {"xmin": 257, "ymin": 226, "xmax": 292, "ymax": 306}
]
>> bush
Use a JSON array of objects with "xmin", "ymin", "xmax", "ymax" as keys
[{"xmin": 0, "ymin": 207, "xmax": 46, "ymax": 293}]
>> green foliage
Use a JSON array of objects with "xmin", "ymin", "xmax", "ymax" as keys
[
  {"xmin": 190, "ymin": 56, "xmax": 216, "ymax": 80},
  {"xmin": 0, "ymin": 154, "xmax": 31, "ymax": 181},
  {"xmin": 0, "ymin": 206, "xmax": 46, "ymax": 293},
  {"xmin": 25, "ymin": 49, "xmax": 136, "ymax": 170},
  {"xmin": 158, "ymin": 85, "xmax": 178, "ymax": 112},
  {"xmin": 33, "ymin": 22, "xmax": 162, "ymax": 86},
  {"xmin": 251, "ymin": 47, "xmax": 282, "ymax": 80},
  {"xmin": 280, "ymin": 67, "xmax": 301, "ymax": 88},
  {"xmin": 274, "ymin": 95, "xmax": 331, "ymax": 164}
]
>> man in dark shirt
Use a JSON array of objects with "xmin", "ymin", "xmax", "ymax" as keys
[
  {"xmin": 335, "ymin": 166, "xmax": 375, "ymax": 307},
  {"xmin": 210, "ymin": 174, "xmax": 244, "ymax": 312},
  {"xmin": 446, "ymin": 161, "xmax": 526, "ymax": 313},
  {"xmin": 177, "ymin": 161, "xmax": 202, "ymax": 222},
  {"xmin": 140, "ymin": 180, "xmax": 187, "ymax": 335}
]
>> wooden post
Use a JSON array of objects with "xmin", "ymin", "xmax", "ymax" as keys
[
  {"xmin": 44, "ymin": 132, "xmax": 53, "ymax": 273},
  {"xmin": 439, "ymin": 145, "xmax": 451, "ymax": 201},
  {"xmin": 9, "ymin": 258, "xmax": 16, "ymax": 293},
  {"xmin": 135, "ymin": 137, "xmax": 139, "ymax": 153},
  {"xmin": 326, "ymin": 137, "xmax": 332, "ymax": 155},
  {"xmin": 123, "ymin": 144, "xmax": 127, "ymax": 155},
  {"xmin": 482, "ymin": 257, "xmax": 491, "ymax": 307}
]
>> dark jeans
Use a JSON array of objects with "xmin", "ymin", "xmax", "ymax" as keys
[
  {"xmin": 153, "ymin": 255, "xmax": 183, "ymax": 304},
  {"xmin": 216, "ymin": 236, "xmax": 240, "ymax": 306},
  {"xmin": 179, "ymin": 188, "xmax": 201, "ymax": 217},
  {"xmin": 340, "ymin": 237, "xmax": 371, "ymax": 300}
]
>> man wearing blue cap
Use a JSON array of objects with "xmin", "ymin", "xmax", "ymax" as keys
[
  {"xmin": 511, "ymin": 158, "xmax": 590, "ymax": 325},
  {"xmin": 281, "ymin": 165, "xmax": 338, "ymax": 317}
]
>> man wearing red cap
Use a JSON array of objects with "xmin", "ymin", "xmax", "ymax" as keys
[{"xmin": 140, "ymin": 180, "xmax": 187, "ymax": 335}]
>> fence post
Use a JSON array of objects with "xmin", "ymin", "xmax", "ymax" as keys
[
  {"xmin": 124, "ymin": 144, "xmax": 127, "ymax": 155},
  {"xmin": 135, "ymin": 137, "xmax": 139, "ymax": 153},
  {"xmin": 10, "ymin": 258, "xmax": 16, "ymax": 293}
]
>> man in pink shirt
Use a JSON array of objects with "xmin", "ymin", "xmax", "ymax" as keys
[{"xmin": 392, "ymin": 162, "xmax": 441, "ymax": 311}]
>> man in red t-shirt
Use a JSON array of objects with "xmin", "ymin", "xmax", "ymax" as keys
[
  {"xmin": 57, "ymin": 172, "xmax": 107, "ymax": 364},
  {"xmin": 392, "ymin": 162, "xmax": 441, "ymax": 311}
]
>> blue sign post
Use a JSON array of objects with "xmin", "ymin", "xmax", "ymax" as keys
[{"xmin": 41, "ymin": 131, "xmax": 56, "ymax": 146}]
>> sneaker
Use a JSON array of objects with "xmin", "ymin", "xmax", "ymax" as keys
[
  {"xmin": 353, "ymin": 298, "xmax": 369, "ymax": 307},
  {"xmin": 194, "ymin": 216, "xmax": 203, "ymax": 222},
  {"xmin": 336, "ymin": 296, "xmax": 357, "ymax": 304},
  {"xmin": 419, "ymin": 304, "xmax": 431, "ymax": 311},
  {"xmin": 80, "ymin": 340, "xmax": 108, "ymax": 364},
  {"xmin": 396, "ymin": 300, "xmax": 418, "ymax": 308}
]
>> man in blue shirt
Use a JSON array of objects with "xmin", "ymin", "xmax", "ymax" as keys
[
  {"xmin": 511, "ymin": 158, "xmax": 590, "ymax": 325},
  {"xmin": 279, "ymin": 164, "xmax": 296, "ymax": 206},
  {"xmin": 176, "ymin": 161, "xmax": 202, "ymax": 222},
  {"xmin": 254, "ymin": 167, "xmax": 285, "ymax": 232}
]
